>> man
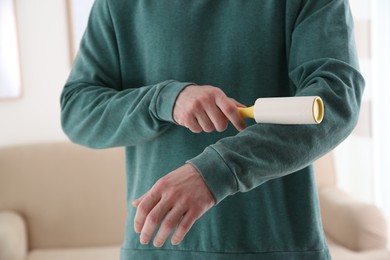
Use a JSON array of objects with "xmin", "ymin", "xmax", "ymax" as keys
[{"xmin": 61, "ymin": 0, "xmax": 364, "ymax": 259}]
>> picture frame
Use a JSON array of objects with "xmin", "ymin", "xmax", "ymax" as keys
[{"xmin": 0, "ymin": 0, "xmax": 22, "ymax": 100}]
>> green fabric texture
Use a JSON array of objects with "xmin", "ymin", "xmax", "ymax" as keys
[{"xmin": 61, "ymin": 0, "xmax": 364, "ymax": 259}]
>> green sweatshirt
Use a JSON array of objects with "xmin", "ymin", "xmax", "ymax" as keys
[{"xmin": 61, "ymin": 0, "xmax": 364, "ymax": 259}]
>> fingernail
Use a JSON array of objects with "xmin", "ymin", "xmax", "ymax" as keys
[
  {"xmin": 171, "ymin": 238, "xmax": 180, "ymax": 246},
  {"xmin": 153, "ymin": 239, "xmax": 163, "ymax": 248},
  {"xmin": 140, "ymin": 238, "xmax": 149, "ymax": 245},
  {"xmin": 134, "ymin": 223, "xmax": 141, "ymax": 233}
]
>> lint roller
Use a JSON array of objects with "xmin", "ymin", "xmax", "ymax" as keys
[{"xmin": 238, "ymin": 96, "xmax": 324, "ymax": 124}]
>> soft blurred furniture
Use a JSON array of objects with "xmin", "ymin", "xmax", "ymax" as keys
[
  {"xmin": 0, "ymin": 142, "xmax": 389, "ymax": 260},
  {"xmin": 0, "ymin": 142, "xmax": 126, "ymax": 260},
  {"xmin": 315, "ymin": 153, "xmax": 390, "ymax": 260}
]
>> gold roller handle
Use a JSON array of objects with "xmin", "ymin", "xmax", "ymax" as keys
[{"xmin": 238, "ymin": 106, "xmax": 255, "ymax": 119}]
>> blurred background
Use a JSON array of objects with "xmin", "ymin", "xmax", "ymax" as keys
[{"xmin": 0, "ymin": 0, "xmax": 389, "ymax": 255}]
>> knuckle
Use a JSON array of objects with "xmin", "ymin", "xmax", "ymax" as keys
[
  {"xmin": 191, "ymin": 203, "xmax": 204, "ymax": 214},
  {"xmin": 162, "ymin": 218, "xmax": 177, "ymax": 230},
  {"xmin": 200, "ymin": 94, "xmax": 213, "ymax": 104},
  {"xmin": 168, "ymin": 189, "xmax": 181, "ymax": 200},
  {"xmin": 179, "ymin": 220, "xmax": 192, "ymax": 231},
  {"xmin": 137, "ymin": 204, "xmax": 148, "ymax": 216},
  {"xmin": 214, "ymin": 90, "xmax": 224, "ymax": 99},
  {"xmin": 177, "ymin": 196, "xmax": 201, "ymax": 212},
  {"xmin": 154, "ymin": 179, "xmax": 167, "ymax": 192},
  {"xmin": 189, "ymin": 100, "xmax": 202, "ymax": 111},
  {"xmin": 209, "ymin": 86, "xmax": 222, "ymax": 95},
  {"xmin": 147, "ymin": 213, "xmax": 160, "ymax": 226},
  {"xmin": 178, "ymin": 196, "xmax": 191, "ymax": 207},
  {"xmin": 182, "ymin": 113, "xmax": 194, "ymax": 124},
  {"xmin": 222, "ymin": 104, "xmax": 236, "ymax": 115}
]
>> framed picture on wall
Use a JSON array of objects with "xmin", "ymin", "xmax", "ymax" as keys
[
  {"xmin": 0, "ymin": 0, "xmax": 22, "ymax": 100},
  {"xmin": 66, "ymin": 0, "xmax": 95, "ymax": 62}
]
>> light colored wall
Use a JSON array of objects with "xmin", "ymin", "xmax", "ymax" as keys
[{"xmin": 0, "ymin": 0, "xmax": 70, "ymax": 147}]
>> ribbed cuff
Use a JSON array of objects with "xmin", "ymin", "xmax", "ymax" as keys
[
  {"xmin": 154, "ymin": 80, "xmax": 194, "ymax": 123},
  {"xmin": 187, "ymin": 146, "xmax": 239, "ymax": 204}
]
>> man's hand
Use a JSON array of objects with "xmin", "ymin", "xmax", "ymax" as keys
[
  {"xmin": 173, "ymin": 85, "xmax": 246, "ymax": 133},
  {"xmin": 132, "ymin": 164, "xmax": 215, "ymax": 247}
]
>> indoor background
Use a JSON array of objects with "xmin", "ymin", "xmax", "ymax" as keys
[{"xmin": 1, "ymin": 0, "xmax": 389, "ymax": 255}]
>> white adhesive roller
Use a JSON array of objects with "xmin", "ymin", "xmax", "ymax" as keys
[{"xmin": 238, "ymin": 96, "xmax": 324, "ymax": 124}]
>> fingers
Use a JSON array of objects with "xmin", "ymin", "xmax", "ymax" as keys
[
  {"xmin": 203, "ymin": 102, "xmax": 229, "ymax": 132},
  {"xmin": 183, "ymin": 116, "xmax": 203, "ymax": 133},
  {"xmin": 153, "ymin": 205, "xmax": 187, "ymax": 247},
  {"xmin": 133, "ymin": 192, "xmax": 160, "ymax": 234},
  {"xmin": 171, "ymin": 210, "xmax": 198, "ymax": 245},
  {"xmin": 195, "ymin": 110, "xmax": 216, "ymax": 133},
  {"xmin": 191, "ymin": 93, "xmax": 246, "ymax": 132},
  {"xmin": 173, "ymin": 85, "xmax": 247, "ymax": 133},
  {"xmin": 187, "ymin": 110, "xmax": 214, "ymax": 133},
  {"xmin": 138, "ymin": 200, "xmax": 195, "ymax": 247},
  {"xmin": 215, "ymin": 93, "xmax": 246, "ymax": 132},
  {"xmin": 140, "ymin": 198, "xmax": 172, "ymax": 245},
  {"xmin": 132, "ymin": 164, "xmax": 215, "ymax": 247}
]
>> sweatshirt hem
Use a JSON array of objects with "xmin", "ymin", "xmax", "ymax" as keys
[{"xmin": 120, "ymin": 247, "xmax": 331, "ymax": 260}]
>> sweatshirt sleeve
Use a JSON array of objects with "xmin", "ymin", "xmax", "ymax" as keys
[
  {"xmin": 188, "ymin": 0, "xmax": 365, "ymax": 204},
  {"xmin": 60, "ymin": 0, "xmax": 192, "ymax": 149}
]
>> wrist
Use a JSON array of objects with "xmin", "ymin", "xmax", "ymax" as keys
[
  {"xmin": 186, "ymin": 147, "xmax": 238, "ymax": 204},
  {"xmin": 153, "ymin": 80, "xmax": 195, "ymax": 123}
]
